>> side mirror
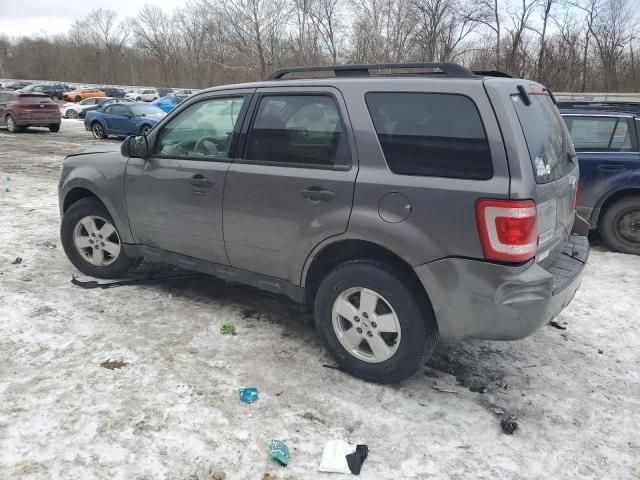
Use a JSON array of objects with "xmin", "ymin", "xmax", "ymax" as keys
[{"xmin": 122, "ymin": 135, "xmax": 150, "ymax": 159}]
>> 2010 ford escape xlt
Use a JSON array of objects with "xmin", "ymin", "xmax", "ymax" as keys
[{"xmin": 58, "ymin": 63, "xmax": 589, "ymax": 384}]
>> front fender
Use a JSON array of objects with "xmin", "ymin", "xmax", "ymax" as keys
[{"xmin": 59, "ymin": 154, "xmax": 133, "ymax": 243}]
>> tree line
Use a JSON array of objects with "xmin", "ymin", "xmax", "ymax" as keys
[{"xmin": 0, "ymin": 0, "xmax": 638, "ymax": 92}]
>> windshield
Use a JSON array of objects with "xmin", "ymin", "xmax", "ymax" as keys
[{"xmin": 131, "ymin": 104, "xmax": 165, "ymax": 116}]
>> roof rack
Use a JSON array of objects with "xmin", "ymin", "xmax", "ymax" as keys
[
  {"xmin": 264, "ymin": 62, "xmax": 476, "ymax": 80},
  {"xmin": 472, "ymin": 70, "xmax": 512, "ymax": 78}
]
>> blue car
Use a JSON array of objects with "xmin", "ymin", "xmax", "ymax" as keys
[
  {"xmin": 85, "ymin": 102, "xmax": 166, "ymax": 139},
  {"xmin": 151, "ymin": 94, "xmax": 186, "ymax": 113},
  {"xmin": 560, "ymin": 101, "xmax": 640, "ymax": 255}
]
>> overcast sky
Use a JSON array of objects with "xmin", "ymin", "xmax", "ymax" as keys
[{"xmin": 0, "ymin": 1, "xmax": 188, "ymax": 37}]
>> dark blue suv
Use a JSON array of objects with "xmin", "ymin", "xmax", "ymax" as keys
[{"xmin": 560, "ymin": 102, "xmax": 640, "ymax": 255}]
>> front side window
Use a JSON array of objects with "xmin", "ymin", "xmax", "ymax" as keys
[
  {"xmin": 155, "ymin": 95, "xmax": 246, "ymax": 158},
  {"xmin": 563, "ymin": 116, "xmax": 633, "ymax": 152},
  {"xmin": 245, "ymin": 94, "xmax": 351, "ymax": 168},
  {"xmin": 365, "ymin": 92, "xmax": 492, "ymax": 179}
]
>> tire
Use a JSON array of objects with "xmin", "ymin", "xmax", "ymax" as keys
[
  {"xmin": 92, "ymin": 122, "xmax": 106, "ymax": 139},
  {"xmin": 49, "ymin": 124, "xmax": 60, "ymax": 133},
  {"xmin": 5, "ymin": 114, "xmax": 21, "ymax": 133},
  {"xmin": 136, "ymin": 97, "xmax": 141, "ymax": 101},
  {"xmin": 75, "ymin": 95, "xmax": 81, "ymax": 102},
  {"xmin": 140, "ymin": 124, "xmax": 151, "ymax": 136},
  {"xmin": 599, "ymin": 195, "xmax": 640, "ymax": 255},
  {"xmin": 314, "ymin": 260, "xmax": 438, "ymax": 384},
  {"xmin": 51, "ymin": 95, "xmax": 60, "ymax": 101},
  {"xmin": 67, "ymin": 110, "xmax": 79, "ymax": 119},
  {"xmin": 61, "ymin": 197, "xmax": 140, "ymax": 279}
]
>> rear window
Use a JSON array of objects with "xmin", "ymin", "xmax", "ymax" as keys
[
  {"xmin": 17, "ymin": 95, "xmax": 53, "ymax": 103},
  {"xmin": 511, "ymin": 93, "xmax": 574, "ymax": 183},
  {"xmin": 365, "ymin": 92, "xmax": 492, "ymax": 179}
]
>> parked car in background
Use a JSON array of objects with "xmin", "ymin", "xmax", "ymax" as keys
[
  {"xmin": 3, "ymin": 80, "xmax": 32, "ymax": 90},
  {"xmin": 559, "ymin": 101, "xmax": 640, "ymax": 255},
  {"xmin": 0, "ymin": 91, "xmax": 61, "ymax": 132},
  {"xmin": 125, "ymin": 88, "xmax": 159, "ymax": 102},
  {"xmin": 99, "ymin": 87, "xmax": 126, "ymax": 98},
  {"xmin": 63, "ymin": 88, "xmax": 106, "ymax": 102},
  {"xmin": 157, "ymin": 87, "xmax": 174, "ymax": 97},
  {"xmin": 61, "ymin": 97, "xmax": 133, "ymax": 118},
  {"xmin": 84, "ymin": 102, "xmax": 165, "ymax": 138},
  {"xmin": 21, "ymin": 83, "xmax": 66, "ymax": 101},
  {"xmin": 151, "ymin": 94, "xmax": 185, "ymax": 113},
  {"xmin": 60, "ymin": 63, "xmax": 588, "ymax": 384},
  {"xmin": 173, "ymin": 88, "xmax": 193, "ymax": 96}
]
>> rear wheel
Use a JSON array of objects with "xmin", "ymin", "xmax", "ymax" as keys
[
  {"xmin": 61, "ymin": 197, "xmax": 140, "ymax": 278},
  {"xmin": 314, "ymin": 260, "xmax": 438, "ymax": 384},
  {"xmin": 49, "ymin": 124, "xmax": 60, "ymax": 133},
  {"xmin": 92, "ymin": 122, "xmax": 106, "ymax": 139},
  {"xmin": 51, "ymin": 95, "xmax": 60, "ymax": 101},
  {"xmin": 75, "ymin": 95, "xmax": 81, "ymax": 102},
  {"xmin": 5, "ymin": 115, "xmax": 21, "ymax": 133},
  {"xmin": 600, "ymin": 196, "xmax": 640, "ymax": 255},
  {"xmin": 67, "ymin": 109, "xmax": 79, "ymax": 119}
]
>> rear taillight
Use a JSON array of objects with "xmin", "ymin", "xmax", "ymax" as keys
[
  {"xmin": 574, "ymin": 181, "xmax": 580, "ymax": 210},
  {"xmin": 476, "ymin": 199, "xmax": 537, "ymax": 262}
]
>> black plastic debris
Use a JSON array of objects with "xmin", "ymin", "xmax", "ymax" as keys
[
  {"xmin": 11, "ymin": 257, "xmax": 22, "ymax": 265},
  {"xmin": 501, "ymin": 415, "xmax": 518, "ymax": 434},
  {"xmin": 548, "ymin": 320, "xmax": 566, "ymax": 330},
  {"xmin": 71, "ymin": 273, "xmax": 204, "ymax": 289},
  {"xmin": 346, "ymin": 444, "xmax": 369, "ymax": 475}
]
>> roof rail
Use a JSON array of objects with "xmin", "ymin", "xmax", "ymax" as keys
[
  {"xmin": 264, "ymin": 62, "xmax": 476, "ymax": 80},
  {"xmin": 557, "ymin": 100, "xmax": 640, "ymax": 115},
  {"xmin": 473, "ymin": 70, "xmax": 512, "ymax": 78}
]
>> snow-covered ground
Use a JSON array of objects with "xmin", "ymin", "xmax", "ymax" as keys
[{"xmin": 0, "ymin": 121, "xmax": 639, "ymax": 479}]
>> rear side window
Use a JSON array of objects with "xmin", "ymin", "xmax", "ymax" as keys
[
  {"xmin": 245, "ymin": 95, "xmax": 351, "ymax": 168},
  {"xmin": 563, "ymin": 116, "xmax": 633, "ymax": 152},
  {"xmin": 511, "ymin": 93, "xmax": 573, "ymax": 183},
  {"xmin": 365, "ymin": 92, "xmax": 492, "ymax": 179}
]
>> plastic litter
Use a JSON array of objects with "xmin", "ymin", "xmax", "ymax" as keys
[
  {"xmin": 548, "ymin": 320, "xmax": 566, "ymax": 330},
  {"xmin": 269, "ymin": 439, "xmax": 289, "ymax": 466},
  {"xmin": 239, "ymin": 387, "xmax": 259, "ymax": 404},
  {"xmin": 319, "ymin": 440, "xmax": 353, "ymax": 474},
  {"xmin": 432, "ymin": 381, "xmax": 466, "ymax": 394},
  {"xmin": 489, "ymin": 404, "xmax": 505, "ymax": 416},
  {"xmin": 346, "ymin": 445, "xmax": 369, "ymax": 475},
  {"xmin": 11, "ymin": 257, "xmax": 22, "ymax": 265},
  {"xmin": 220, "ymin": 322, "xmax": 236, "ymax": 335},
  {"xmin": 501, "ymin": 414, "xmax": 518, "ymax": 434}
]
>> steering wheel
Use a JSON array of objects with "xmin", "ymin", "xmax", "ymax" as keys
[{"xmin": 194, "ymin": 136, "xmax": 220, "ymax": 156}]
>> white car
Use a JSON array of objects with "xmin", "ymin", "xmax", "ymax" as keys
[
  {"xmin": 125, "ymin": 88, "xmax": 159, "ymax": 102},
  {"xmin": 61, "ymin": 97, "xmax": 111, "ymax": 119}
]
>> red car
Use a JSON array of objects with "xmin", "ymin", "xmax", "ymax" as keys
[{"xmin": 0, "ymin": 91, "xmax": 61, "ymax": 133}]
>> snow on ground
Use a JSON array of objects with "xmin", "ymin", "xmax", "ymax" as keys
[{"xmin": 0, "ymin": 122, "xmax": 639, "ymax": 479}]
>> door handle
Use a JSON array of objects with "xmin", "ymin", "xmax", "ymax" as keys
[
  {"xmin": 302, "ymin": 187, "xmax": 335, "ymax": 202},
  {"xmin": 190, "ymin": 174, "xmax": 214, "ymax": 188},
  {"xmin": 598, "ymin": 164, "xmax": 627, "ymax": 172}
]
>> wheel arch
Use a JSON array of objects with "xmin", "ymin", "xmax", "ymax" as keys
[
  {"xmin": 62, "ymin": 186, "xmax": 101, "ymax": 213},
  {"xmin": 303, "ymin": 239, "xmax": 435, "ymax": 319},
  {"xmin": 594, "ymin": 187, "xmax": 640, "ymax": 228}
]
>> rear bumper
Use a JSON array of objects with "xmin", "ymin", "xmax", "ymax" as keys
[
  {"xmin": 415, "ymin": 235, "xmax": 589, "ymax": 341},
  {"xmin": 15, "ymin": 118, "xmax": 60, "ymax": 126}
]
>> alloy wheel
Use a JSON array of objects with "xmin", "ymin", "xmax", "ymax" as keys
[
  {"xmin": 73, "ymin": 215, "xmax": 121, "ymax": 266},
  {"xmin": 332, "ymin": 287, "xmax": 402, "ymax": 363}
]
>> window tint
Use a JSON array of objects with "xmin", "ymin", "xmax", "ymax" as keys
[
  {"xmin": 511, "ymin": 93, "xmax": 573, "ymax": 183},
  {"xmin": 110, "ymin": 105, "xmax": 130, "ymax": 116},
  {"xmin": 245, "ymin": 95, "xmax": 351, "ymax": 168},
  {"xmin": 156, "ymin": 95, "xmax": 246, "ymax": 158},
  {"xmin": 17, "ymin": 95, "xmax": 53, "ymax": 104},
  {"xmin": 563, "ymin": 116, "xmax": 633, "ymax": 152},
  {"xmin": 365, "ymin": 92, "xmax": 492, "ymax": 179}
]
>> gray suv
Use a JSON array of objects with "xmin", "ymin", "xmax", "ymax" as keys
[{"xmin": 59, "ymin": 63, "xmax": 589, "ymax": 384}]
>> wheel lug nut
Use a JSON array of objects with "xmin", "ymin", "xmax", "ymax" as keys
[
  {"xmin": 366, "ymin": 331, "xmax": 373, "ymax": 337},
  {"xmin": 362, "ymin": 312, "xmax": 369, "ymax": 319},
  {"xmin": 89, "ymin": 240, "xmax": 93, "ymax": 244},
  {"xmin": 101, "ymin": 242, "xmax": 105, "ymax": 246},
  {"xmin": 354, "ymin": 316, "xmax": 360, "ymax": 322},
  {"xmin": 371, "ymin": 322, "xmax": 377, "ymax": 328},
  {"xmin": 356, "ymin": 327, "xmax": 363, "ymax": 334}
]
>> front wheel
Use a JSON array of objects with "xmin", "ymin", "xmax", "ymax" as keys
[
  {"xmin": 51, "ymin": 95, "xmax": 60, "ymax": 101},
  {"xmin": 140, "ymin": 124, "xmax": 151, "ymax": 136},
  {"xmin": 92, "ymin": 122, "xmax": 106, "ymax": 139},
  {"xmin": 49, "ymin": 124, "xmax": 60, "ymax": 132},
  {"xmin": 314, "ymin": 260, "xmax": 438, "ymax": 384},
  {"xmin": 67, "ymin": 110, "xmax": 78, "ymax": 119},
  {"xmin": 600, "ymin": 195, "xmax": 640, "ymax": 255},
  {"xmin": 5, "ymin": 114, "xmax": 21, "ymax": 133},
  {"xmin": 61, "ymin": 197, "xmax": 141, "ymax": 278}
]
